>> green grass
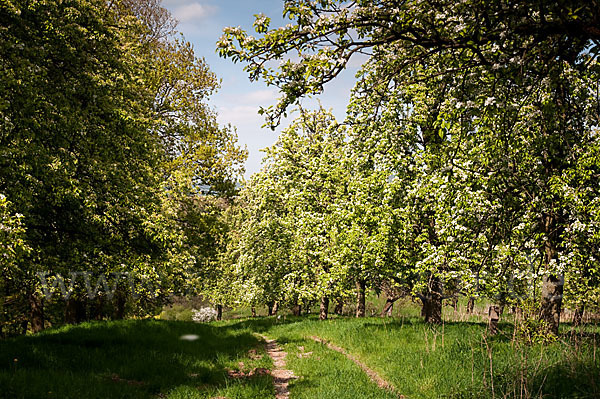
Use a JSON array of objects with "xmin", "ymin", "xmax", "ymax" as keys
[
  {"xmin": 221, "ymin": 315, "xmax": 600, "ymax": 399},
  {"xmin": 2, "ymin": 310, "xmax": 599, "ymax": 398},
  {"xmin": 0, "ymin": 319, "xmax": 273, "ymax": 398}
]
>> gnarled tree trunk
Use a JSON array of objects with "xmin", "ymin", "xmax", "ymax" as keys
[
  {"xmin": 113, "ymin": 289, "xmax": 126, "ymax": 320},
  {"xmin": 292, "ymin": 302, "xmax": 301, "ymax": 316},
  {"xmin": 89, "ymin": 296, "xmax": 105, "ymax": 321},
  {"xmin": 420, "ymin": 276, "xmax": 443, "ymax": 324},
  {"xmin": 540, "ymin": 274, "xmax": 564, "ymax": 335},
  {"xmin": 267, "ymin": 302, "xmax": 274, "ymax": 316}
]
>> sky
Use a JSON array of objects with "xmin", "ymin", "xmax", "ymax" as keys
[{"xmin": 161, "ymin": 0, "xmax": 360, "ymax": 178}]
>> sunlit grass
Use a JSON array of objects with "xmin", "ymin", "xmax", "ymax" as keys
[
  {"xmin": 2, "ymin": 305, "xmax": 599, "ymax": 399},
  {"xmin": 221, "ymin": 310, "xmax": 600, "ymax": 398}
]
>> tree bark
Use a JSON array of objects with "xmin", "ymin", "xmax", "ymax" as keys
[
  {"xmin": 251, "ymin": 307, "xmax": 256, "ymax": 317},
  {"xmin": 292, "ymin": 303, "xmax": 301, "ymax": 316},
  {"xmin": 539, "ymin": 214, "xmax": 564, "ymax": 335},
  {"xmin": 420, "ymin": 276, "xmax": 443, "ymax": 324},
  {"xmin": 319, "ymin": 296, "xmax": 329, "ymax": 320},
  {"xmin": 29, "ymin": 293, "xmax": 44, "ymax": 333},
  {"xmin": 540, "ymin": 274, "xmax": 564, "ymax": 335},
  {"xmin": 65, "ymin": 297, "xmax": 87, "ymax": 324},
  {"xmin": 488, "ymin": 305, "xmax": 501, "ymax": 335},
  {"xmin": 272, "ymin": 301, "xmax": 279, "ymax": 315},
  {"xmin": 334, "ymin": 298, "xmax": 344, "ymax": 315},
  {"xmin": 381, "ymin": 298, "xmax": 395, "ymax": 317},
  {"xmin": 89, "ymin": 296, "xmax": 105, "ymax": 321},
  {"xmin": 20, "ymin": 319, "xmax": 28, "ymax": 335},
  {"xmin": 421, "ymin": 294, "xmax": 442, "ymax": 324},
  {"xmin": 267, "ymin": 302, "xmax": 274, "ymax": 316},
  {"xmin": 573, "ymin": 305, "xmax": 584, "ymax": 327},
  {"xmin": 355, "ymin": 279, "xmax": 366, "ymax": 317},
  {"xmin": 114, "ymin": 288, "xmax": 126, "ymax": 320},
  {"xmin": 216, "ymin": 304, "xmax": 223, "ymax": 321},
  {"xmin": 466, "ymin": 297, "xmax": 475, "ymax": 314}
]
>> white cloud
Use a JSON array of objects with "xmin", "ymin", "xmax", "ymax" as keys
[
  {"xmin": 172, "ymin": 2, "xmax": 217, "ymax": 23},
  {"xmin": 217, "ymin": 105, "xmax": 263, "ymax": 128},
  {"xmin": 243, "ymin": 89, "xmax": 278, "ymax": 104},
  {"xmin": 215, "ymin": 89, "xmax": 280, "ymax": 127}
]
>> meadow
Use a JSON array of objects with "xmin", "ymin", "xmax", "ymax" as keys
[{"xmin": 1, "ymin": 300, "xmax": 598, "ymax": 398}]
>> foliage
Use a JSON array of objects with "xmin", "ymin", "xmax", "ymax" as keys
[
  {"xmin": 0, "ymin": 0, "xmax": 246, "ymax": 334},
  {"xmin": 218, "ymin": 0, "xmax": 600, "ymax": 330}
]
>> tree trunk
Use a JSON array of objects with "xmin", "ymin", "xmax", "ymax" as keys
[
  {"xmin": 20, "ymin": 319, "xmax": 28, "ymax": 335},
  {"xmin": 267, "ymin": 302, "xmax": 274, "ymax": 316},
  {"xmin": 216, "ymin": 304, "xmax": 223, "ymax": 321},
  {"xmin": 305, "ymin": 301, "xmax": 314, "ymax": 314},
  {"xmin": 488, "ymin": 305, "xmax": 501, "ymax": 335},
  {"xmin": 65, "ymin": 297, "xmax": 87, "ymax": 324},
  {"xmin": 421, "ymin": 276, "xmax": 443, "ymax": 324},
  {"xmin": 319, "ymin": 296, "xmax": 329, "ymax": 320},
  {"xmin": 292, "ymin": 304, "xmax": 301, "ymax": 316},
  {"xmin": 272, "ymin": 301, "xmax": 278, "ymax": 315},
  {"xmin": 381, "ymin": 298, "xmax": 395, "ymax": 317},
  {"xmin": 334, "ymin": 298, "xmax": 344, "ymax": 315},
  {"xmin": 114, "ymin": 289, "xmax": 126, "ymax": 320},
  {"xmin": 251, "ymin": 307, "xmax": 256, "ymax": 317},
  {"xmin": 539, "ymin": 214, "xmax": 564, "ymax": 335},
  {"xmin": 540, "ymin": 274, "xmax": 564, "ymax": 335},
  {"xmin": 29, "ymin": 293, "xmax": 44, "ymax": 333},
  {"xmin": 89, "ymin": 296, "xmax": 105, "ymax": 321},
  {"xmin": 421, "ymin": 294, "xmax": 442, "ymax": 324},
  {"xmin": 355, "ymin": 279, "xmax": 366, "ymax": 318},
  {"xmin": 573, "ymin": 305, "xmax": 584, "ymax": 327},
  {"xmin": 466, "ymin": 297, "xmax": 475, "ymax": 314}
]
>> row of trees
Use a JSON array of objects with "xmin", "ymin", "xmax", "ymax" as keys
[
  {"xmin": 0, "ymin": 0, "xmax": 245, "ymax": 336},
  {"xmin": 214, "ymin": 0, "xmax": 600, "ymax": 334},
  {"xmin": 2, "ymin": 0, "xmax": 599, "ymax": 338}
]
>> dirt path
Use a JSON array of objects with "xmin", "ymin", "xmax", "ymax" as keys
[
  {"xmin": 309, "ymin": 335, "xmax": 400, "ymax": 395},
  {"xmin": 258, "ymin": 334, "xmax": 296, "ymax": 399}
]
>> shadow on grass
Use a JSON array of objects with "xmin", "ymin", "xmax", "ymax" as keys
[
  {"xmin": 486, "ymin": 355, "xmax": 600, "ymax": 399},
  {"xmin": 0, "ymin": 319, "xmax": 270, "ymax": 399}
]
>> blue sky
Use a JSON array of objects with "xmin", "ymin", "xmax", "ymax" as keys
[{"xmin": 162, "ymin": 0, "xmax": 359, "ymax": 178}]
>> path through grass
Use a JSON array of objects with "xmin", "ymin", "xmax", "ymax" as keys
[
  {"xmin": 2, "ymin": 316, "xmax": 598, "ymax": 398},
  {"xmin": 222, "ymin": 316, "xmax": 600, "ymax": 398}
]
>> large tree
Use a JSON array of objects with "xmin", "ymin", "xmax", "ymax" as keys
[{"xmin": 0, "ymin": 0, "xmax": 245, "ymax": 334}]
